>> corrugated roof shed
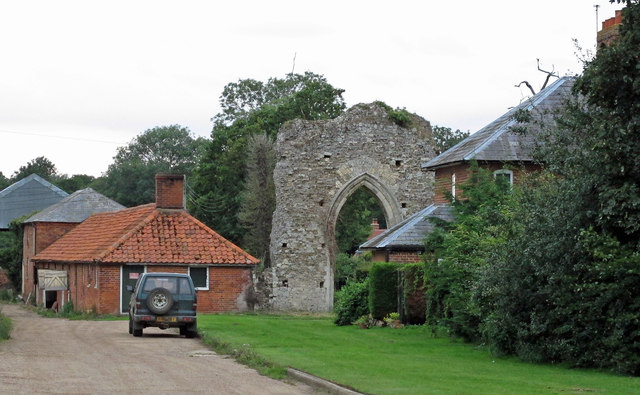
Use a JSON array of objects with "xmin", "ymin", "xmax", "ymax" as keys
[
  {"xmin": 0, "ymin": 174, "xmax": 68, "ymax": 229},
  {"xmin": 422, "ymin": 76, "xmax": 575, "ymax": 170},
  {"xmin": 359, "ymin": 204, "xmax": 453, "ymax": 250},
  {"xmin": 25, "ymin": 188, "xmax": 125, "ymax": 224}
]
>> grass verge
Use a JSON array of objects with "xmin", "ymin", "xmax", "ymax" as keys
[
  {"xmin": 200, "ymin": 331, "xmax": 288, "ymax": 378},
  {"xmin": 199, "ymin": 314, "xmax": 639, "ymax": 394},
  {"xmin": 30, "ymin": 304, "xmax": 127, "ymax": 321}
]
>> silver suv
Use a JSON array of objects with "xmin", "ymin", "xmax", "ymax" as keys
[{"xmin": 128, "ymin": 273, "xmax": 198, "ymax": 338}]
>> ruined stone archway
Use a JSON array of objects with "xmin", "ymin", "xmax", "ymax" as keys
[{"xmin": 266, "ymin": 103, "xmax": 435, "ymax": 311}]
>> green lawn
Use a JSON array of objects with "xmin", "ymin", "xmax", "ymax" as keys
[{"xmin": 199, "ymin": 314, "xmax": 639, "ymax": 394}]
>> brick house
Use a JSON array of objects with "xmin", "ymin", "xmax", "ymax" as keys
[
  {"xmin": 361, "ymin": 76, "xmax": 574, "ymax": 262},
  {"xmin": 31, "ymin": 174, "xmax": 258, "ymax": 315},
  {"xmin": 422, "ymin": 76, "xmax": 574, "ymax": 203},
  {"xmin": 21, "ymin": 188, "xmax": 125, "ymax": 305}
]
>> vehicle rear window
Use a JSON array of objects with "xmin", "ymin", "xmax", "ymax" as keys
[
  {"xmin": 178, "ymin": 278, "xmax": 192, "ymax": 295},
  {"xmin": 143, "ymin": 277, "xmax": 178, "ymax": 292}
]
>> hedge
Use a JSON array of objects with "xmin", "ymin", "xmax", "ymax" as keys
[{"xmin": 368, "ymin": 262, "xmax": 399, "ymax": 320}]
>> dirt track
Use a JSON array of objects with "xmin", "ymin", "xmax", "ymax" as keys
[{"xmin": 0, "ymin": 303, "xmax": 317, "ymax": 394}]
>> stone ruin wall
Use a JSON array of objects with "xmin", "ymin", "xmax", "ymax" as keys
[{"xmin": 264, "ymin": 103, "xmax": 436, "ymax": 312}]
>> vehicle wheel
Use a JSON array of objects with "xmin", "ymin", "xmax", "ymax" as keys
[
  {"xmin": 146, "ymin": 288, "xmax": 174, "ymax": 314},
  {"xmin": 128, "ymin": 316, "xmax": 133, "ymax": 334},
  {"xmin": 185, "ymin": 323, "xmax": 197, "ymax": 338},
  {"xmin": 179, "ymin": 326, "xmax": 187, "ymax": 336},
  {"xmin": 133, "ymin": 328, "xmax": 143, "ymax": 337}
]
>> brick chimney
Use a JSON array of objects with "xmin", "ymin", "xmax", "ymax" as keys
[
  {"xmin": 155, "ymin": 174, "xmax": 185, "ymax": 209},
  {"xmin": 597, "ymin": 9, "xmax": 623, "ymax": 47}
]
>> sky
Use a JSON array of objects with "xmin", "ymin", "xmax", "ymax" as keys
[{"xmin": 0, "ymin": 1, "xmax": 624, "ymax": 178}]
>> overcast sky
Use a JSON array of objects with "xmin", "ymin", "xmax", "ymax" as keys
[{"xmin": 0, "ymin": 1, "xmax": 624, "ymax": 178}]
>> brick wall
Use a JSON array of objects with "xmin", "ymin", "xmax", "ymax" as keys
[
  {"xmin": 32, "ymin": 261, "xmax": 99, "ymax": 313},
  {"xmin": 371, "ymin": 250, "xmax": 387, "ymax": 262},
  {"xmin": 30, "ymin": 262, "xmax": 253, "ymax": 315},
  {"xmin": 22, "ymin": 222, "xmax": 77, "ymax": 298},
  {"xmin": 203, "ymin": 267, "xmax": 253, "ymax": 312},
  {"xmin": 90, "ymin": 264, "xmax": 253, "ymax": 314},
  {"xmin": 147, "ymin": 265, "xmax": 188, "ymax": 274},
  {"xmin": 433, "ymin": 162, "xmax": 541, "ymax": 203},
  {"xmin": 98, "ymin": 265, "xmax": 122, "ymax": 315},
  {"xmin": 597, "ymin": 9, "xmax": 622, "ymax": 47},
  {"xmin": 388, "ymin": 251, "xmax": 422, "ymax": 263}
]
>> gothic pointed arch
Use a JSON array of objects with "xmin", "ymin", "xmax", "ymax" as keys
[
  {"xmin": 325, "ymin": 172, "xmax": 402, "ymax": 240},
  {"xmin": 267, "ymin": 103, "xmax": 435, "ymax": 311}
]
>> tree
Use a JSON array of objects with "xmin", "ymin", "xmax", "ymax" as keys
[
  {"xmin": 55, "ymin": 174, "xmax": 96, "ymax": 193},
  {"xmin": 335, "ymin": 188, "xmax": 386, "ymax": 255},
  {"xmin": 423, "ymin": 162, "xmax": 513, "ymax": 341},
  {"xmin": 0, "ymin": 215, "xmax": 28, "ymax": 289},
  {"xmin": 480, "ymin": 0, "xmax": 640, "ymax": 374},
  {"xmin": 0, "ymin": 172, "xmax": 9, "ymax": 191},
  {"xmin": 12, "ymin": 156, "xmax": 57, "ymax": 182},
  {"xmin": 431, "ymin": 126, "xmax": 470, "ymax": 155},
  {"xmin": 237, "ymin": 134, "xmax": 277, "ymax": 265},
  {"xmin": 97, "ymin": 125, "xmax": 206, "ymax": 207},
  {"xmin": 192, "ymin": 72, "xmax": 345, "ymax": 243},
  {"xmin": 215, "ymin": 72, "xmax": 346, "ymax": 127}
]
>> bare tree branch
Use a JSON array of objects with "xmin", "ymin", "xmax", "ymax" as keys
[
  {"xmin": 537, "ymin": 58, "xmax": 558, "ymax": 90},
  {"xmin": 515, "ymin": 81, "xmax": 536, "ymax": 95}
]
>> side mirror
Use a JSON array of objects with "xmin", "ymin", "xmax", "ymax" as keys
[{"xmin": 126, "ymin": 285, "xmax": 133, "ymax": 292}]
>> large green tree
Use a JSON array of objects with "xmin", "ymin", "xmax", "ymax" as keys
[
  {"xmin": 6, "ymin": 157, "xmax": 94, "ymax": 193},
  {"xmin": 237, "ymin": 134, "xmax": 277, "ymax": 265},
  {"xmin": 335, "ymin": 188, "xmax": 386, "ymax": 255},
  {"xmin": 423, "ymin": 163, "xmax": 513, "ymax": 341},
  {"xmin": 96, "ymin": 125, "xmax": 207, "ymax": 207},
  {"xmin": 12, "ymin": 156, "xmax": 57, "ymax": 182},
  {"xmin": 431, "ymin": 125, "xmax": 470, "ymax": 155},
  {"xmin": 480, "ymin": 0, "xmax": 640, "ymax": 374},
  {"xmin": 191, "ymin": 72, "xmax": 346, "ymax": 243}
]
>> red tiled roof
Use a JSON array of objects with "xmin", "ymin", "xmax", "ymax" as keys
[{"xmin": 33, "ymin": 204, "xmax": 258, "ymax": 265}]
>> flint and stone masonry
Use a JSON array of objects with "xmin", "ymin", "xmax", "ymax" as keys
[{"xmin": 267, "ymin": 103, "xmax": 436, "ymax": 311}]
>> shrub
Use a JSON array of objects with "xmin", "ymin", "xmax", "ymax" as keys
[
  {"xmin": 400, "ymin": 262, "xmax": 426, "ymax": 324},
  {"xmin": 368, "ymin": 262, "xmax": 398, "ymax": 320},
  {"xmin": 0, "ymin": 309, "xmax": 11, "ymax": 340},
  {"xmin": 334, "ymin": 278, "xmax": 369, "ymax": 326},
  {"xmin": 335, "ymin": 252, "xmax": 370, "ymax": 291},
  {"xmin": 0, "ymin": 289, "xmax": 15, "ymax": 302}
]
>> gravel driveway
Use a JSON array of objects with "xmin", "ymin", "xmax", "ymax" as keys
[{"xmin": 0, "ymin": 303, "xmax": 317, "ymax": 394}]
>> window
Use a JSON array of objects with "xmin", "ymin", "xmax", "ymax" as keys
[
  {"xmin": 178, "ymin": 277, "xmax": 191, "ymax": 295},
  {"xmin": 189, "ymin": 267, "xmax": 209, "ymax": 290},
  {"xmin": 451, "ymin": 173, "xmax": 456, "ymax": 201},
  {"xmin": 493, "ymin": 169, "xmax": 514, "ymax": 188}
]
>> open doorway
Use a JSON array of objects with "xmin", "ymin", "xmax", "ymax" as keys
[
  {"xmin": 334, "ymin": 186, "xmax": 386, "ymax": 292},
  {"xmin": 44, "ymin": 290, "xmax": 57, "ymax": 309}
]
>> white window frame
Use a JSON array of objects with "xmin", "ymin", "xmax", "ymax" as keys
[
  {"xmin": 451, "ymin": 173, "xmax": 456, "ymax": 201},
  {"xmin": 188, "ymin": 266, "xmax": 210, "ymax": 291},
  {"xmin": 493, "ymin": 169, "xmax": 514, "ymax": 186}
]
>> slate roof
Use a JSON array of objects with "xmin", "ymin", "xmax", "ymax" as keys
[
  {"xmin": 422, "ymin": 76, "xmax": 575, "ymax": 170},
  {"xmin": 0, "ymin": 174, "xmax": 68, "ymax": 229},
  {"xmin": 25, "ymin": 188, "xmax": 125, "ymax": 224},
  {"xmin": 359, "ymin": 204, "xmax": 454, "ymax": 250},
  {"xmin": 33, "ymin": 203, "xmax": 259, "ymax": 266}
]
